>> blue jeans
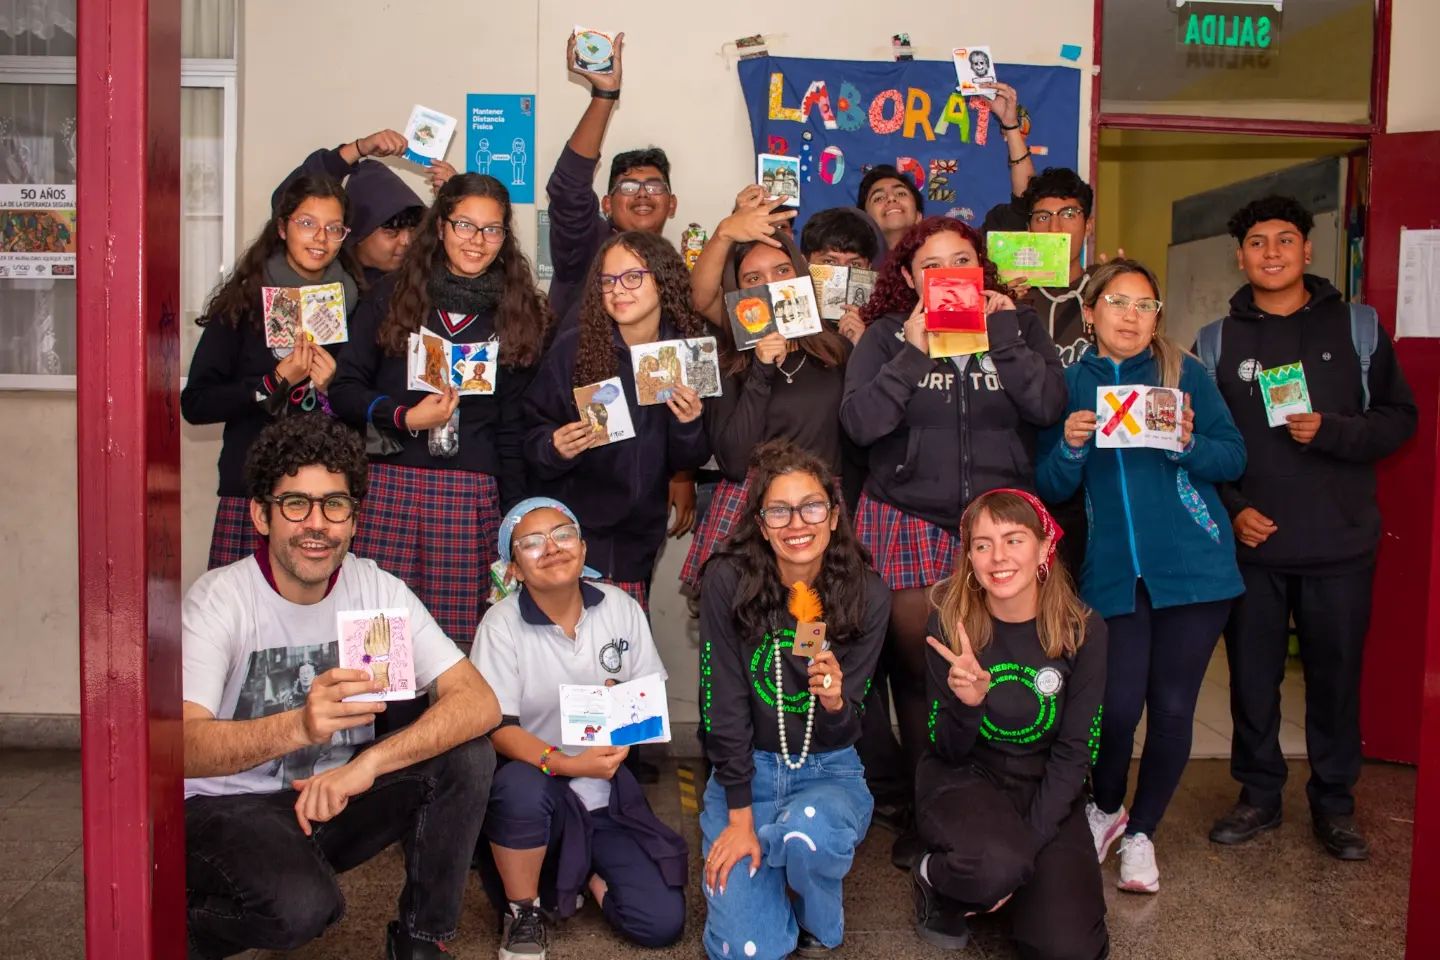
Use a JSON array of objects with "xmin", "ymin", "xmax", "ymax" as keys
[{"xmin": 700, "ymin": 747, "xmax": 873, "ymax": 960}]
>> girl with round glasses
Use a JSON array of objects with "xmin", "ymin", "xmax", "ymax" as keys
[
  {"xmin": 329, "ymin": 173, "xmax": 550, "ymax": 644},
  {"xmin": 183, "ymin": 174, "xmax": 363, "ymax": 569},
  {"xmin": 697, "ymin": 439, "xmax": 887, "ymax": 960},
  {"xmin": 523, "ymin": 231, "xmax": 709, "ymax": 609},
  {"xmin": 1037, "ymin": 259, "xmax": 1245, "ymax": 894}
]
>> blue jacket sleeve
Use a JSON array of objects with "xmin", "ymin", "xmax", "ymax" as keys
[
  {"xmin": 1036, "ymin": 368, "xmax": 1089, "ymax": 502},
  {"xmin": 1170, "ymin": 357, "xmax": 1247, "ymax": 484}
]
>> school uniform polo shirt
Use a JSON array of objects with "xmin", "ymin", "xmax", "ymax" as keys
[{"xmin": 470, "ymin": 581, "xmax": 667, "ymax": 809}]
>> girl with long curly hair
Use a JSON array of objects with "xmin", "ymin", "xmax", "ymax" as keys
[
  {"xmin": 522, "ymin": 230, "xmax": 709, "ymax": 608},
  {"xmin": 183, "ymin": 174, "xmax": 364, "ymax": 569},
  {"xmin": 328, "ymin": 173, "xmax": 549, "ymax": 643},
  {"xmin": 910, "ymin": 489, "xmax": 1107, "ymax": 959},
  {"xmin": 840, "ymin": 216, "xmax": 1067, "ymax": 866},
  {"xmin": 697, "ymin": 438, "xmax": 888, "ymax": 960}
]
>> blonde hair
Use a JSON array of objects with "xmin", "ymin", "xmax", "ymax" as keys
[
  {"xmin": 931, "ymin": 491, "xmax": 1091, "ymax": 660},
  {"xmin": 1081, "ymin": 259, "xmax": 1190, "ymax": 390}
]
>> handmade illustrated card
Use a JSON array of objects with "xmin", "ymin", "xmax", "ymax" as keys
[
  {"xmin": 559, "ymin": 673, "xmax": 671, "ymax": 747},
  {"xmin": 263, "ymin": 283, "xmax": 349, "ymax": 351},
  {"xmin": 928, "ymin": 331, "xmax": 989, "ymax": 359},
  {"xmin": 770, "ymin": 276, "xmax": 823, "ymax": 339},
  {"xmin": 1095, "ymin": 384, "xmax": 1184, "ymax": 452},
  {"xmin": 403, "ymin": 105, "xmax": 457, "ymax": 166},
  {"xmin": 1258, "ymin": 362, "xmax": 1312, "ymax": 427},
  {"xmin": 573, "ymin": 377, "xmax": 636, "ymax": 445},
  {"xmin": 336, "ymin": 608, "xmax": 417, "ymax": 702},
  {"xmin": 848, "ymin": 267, "xmax": 877, "ymax": 308},
  {"xmin": 407, "ymin": 332, "xmax": 498, "ymax": 396},
  {"xmin": 572, "ymin": 27, "xmax": 617, "ymax": 74},
  {"xmin": 809, "ymin": 265, "xmax": 879, "ymax": 320},
  {"xmin": 924, "ymin": 267, "xmax": 987, "ymax": 333},
  {"xmin": 758, "ymin": 153, "xmax": 802, "ymax": 208},
  {"xmin": 987, "ymin": 232, "xmax": 1071, "ymax": 288},
  {"xmin": 678, "ymin": 337, "xmax": 723, "ymax": 399},
  {"xmin": 953, "ymin": 45, "xmax": 998, "ymax": 99},
  {"xmin": 630, "ymin": 337, "xmax": 722, "ymax": 404},
  {"xmin": 724, "ymin": 286, "xmax": 778, "ymax": 350}
]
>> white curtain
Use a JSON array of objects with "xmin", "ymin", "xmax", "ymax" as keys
[
  {"xmin": 180, "ymin": 85, "xmax": 224, "ymax": 373},
  {"xmin": 0, "ymin": 0, "xmax": 234, "ymax": 57}
]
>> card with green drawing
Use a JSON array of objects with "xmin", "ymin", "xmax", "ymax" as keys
[{"xmin": 1257, "ymin": 362, "xmax": 1312, "ymax": 427}]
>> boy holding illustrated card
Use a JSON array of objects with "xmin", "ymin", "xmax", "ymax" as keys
[{"xmin": 1196, "ymin": 196, "xmax": 1416, "ymax": 864}]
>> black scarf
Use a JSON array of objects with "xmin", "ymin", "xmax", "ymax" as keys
[{"xmin": 427, "ymin": 265, "xmax": 505, "ymax": 316}]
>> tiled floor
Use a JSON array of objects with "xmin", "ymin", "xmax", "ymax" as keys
[
  {"xmin": 0, "ymin": 744, "xmax": 1414, "ymax": 960},
  {"xmin": 1145, "ymin": 644, "xmax": 1308, "ymax": 760}
]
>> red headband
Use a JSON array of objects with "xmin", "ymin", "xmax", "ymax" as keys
[{"xmin": 960, "ymin": 488, "xmax": 1064, "ymax": 567}]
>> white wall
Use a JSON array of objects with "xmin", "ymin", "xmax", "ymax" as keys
[{"xmin": 1387, "ymin": 0, "xmax": 1440, "ymax": 132}]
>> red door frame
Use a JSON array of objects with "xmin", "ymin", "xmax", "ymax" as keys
[
  {"xmin": 76, "ymin": 0, "xmax": 186, "ymax": 957},
  {"xmin": 1090, "ymin": 0, "xmax": 1439, "ymax": 954}
]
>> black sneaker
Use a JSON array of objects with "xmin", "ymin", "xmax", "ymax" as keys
[
  {"xmin": 385, "ymin": 921, "xmax": 450, "ymax": 959},
  {"xmin": 1208, "ymin": 802, "xmax": 1282, "ymax": 845},
  {"xmin": 1313, "ymin": 813, "xmax": 1370, "ymax": 861},
  {"xmin": 792, "ymin": 928, "xmax": 834, "ymax": 957},
  {"xmin": 911, "ymin": 861, "xmax": 970, "ymax": 951},
  {"xmin": 891, "ymin": 829, "xmax": 925, "ymax": 871},
  {"xmin": 499, "ymin": 901, "xmax": 548, "ymax": 960}
]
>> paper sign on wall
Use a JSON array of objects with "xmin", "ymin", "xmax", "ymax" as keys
[
  {"xmin": 0, "ymin": 184, "xmax": 76, "ymax": 280},
  {"xmin": 466, "ymin": 94, "xmax": 537, "ymax": 204}
]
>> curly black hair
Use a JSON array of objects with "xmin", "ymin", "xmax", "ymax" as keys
[
  {"xmin": 244, "ymin": 414, "xmax": 369, "ymax": 505},
  {"xmin": 572, "ymin": 231, "xmax": 704, "ymax": 387},
  {"xmin": 607, "ymin": 147, "xmax": 671, "ymax": 191},
  {"xmin": 1022, "ymin": 167, "xmax": 1094, "ymax": 219},
  {"xmin": 1227, "ymin": 194, "xmax": 1314, "ymax": 243}
]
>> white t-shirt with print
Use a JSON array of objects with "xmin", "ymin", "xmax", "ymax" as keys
[
  {"xmin": 471, "ymin": 582, "xmax": 667, "ymax": 810},
  {"xmin": 183, "ymin": 554, "xmax": 464, "ymax": 799}
]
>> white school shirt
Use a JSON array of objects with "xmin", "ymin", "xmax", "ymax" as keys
[
  {"xmin": 183, "ymin": 553, "xmax": 464, "ymax": 799},
  {"xmin": 471, "ymin": 582, "xmax": 667, "ymax": 810}
]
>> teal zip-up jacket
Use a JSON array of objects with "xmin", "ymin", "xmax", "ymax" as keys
[{"xmin": 1037, "ymin": 349, "xmax": 1246, "ymax": 618}]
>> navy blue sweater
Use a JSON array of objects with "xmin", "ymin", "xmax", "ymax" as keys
[{"xmin": 523, "ymin": 319, "xmax": 710, "ymax": 582}]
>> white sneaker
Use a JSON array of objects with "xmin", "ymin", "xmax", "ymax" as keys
[
  {"xmin": 1117, "ymin": 832, "xmax": 1161, "ymax": 894},
  {"xmin": 1086, "ymin": 801, "xmax": 1129, "ymax": 862}
]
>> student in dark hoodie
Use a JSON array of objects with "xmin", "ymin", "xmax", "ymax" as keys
[
  {"xmin": 328, "ymin": 173, "xmax": 549, "ymax": 645},
  {"xmin": 841, "ymin": 216, "xmax": 1066, "ymax": 867},
  {"xmin": 182, "ymin": 174, "xmax": 362, "ymax": 569},
  {"xmin": 1198, "ymin": 195, "xmax": 1416, "ymax": 861},
  {"xmin": 857, "ymin": 164, "xmax": 923, "ymax": 251},
  {"xmin": 523, "ymin": 231, "xmax": 709, "ymax": 610}
]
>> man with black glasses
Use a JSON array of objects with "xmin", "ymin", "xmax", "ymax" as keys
[{"xmin": 182, "ymin": 415, "xmax": 501, "ymax": 960}]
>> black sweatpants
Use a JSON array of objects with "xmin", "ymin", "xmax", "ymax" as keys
[
  {"xmin": 915, "ymin": 756, "xmax": 1108, "ymax": 960},
  {"xmin": 1225, "ymin": 562, "xmax": 1374, "ymax": 816}
]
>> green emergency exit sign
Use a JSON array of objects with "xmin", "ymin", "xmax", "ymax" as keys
[{"xmin": 1183, "ymin": 12, "xmax": 1276, "ymax": 49}]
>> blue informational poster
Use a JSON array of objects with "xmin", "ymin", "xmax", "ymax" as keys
[{"xmin": 466, "ymin": 93, "xmax": 537, "ymax": 204}]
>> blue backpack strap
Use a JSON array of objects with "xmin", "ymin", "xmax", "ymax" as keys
[
  {"xmin": 1348, "ymin": 302, "xmax": 1379, "ymax": 411},
  {"xmin": 1195, "ymin": 318, "xmax": 1225, "ymax": 384}
]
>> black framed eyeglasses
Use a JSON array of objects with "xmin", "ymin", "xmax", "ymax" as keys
[
  {"xmin": 1028, "ymin": 207, "xmax": 1084, "ymax": 225},
  {"xmin": 597, "ymin": 269, "xmax": 652, "ymax": 292},
  {"xmin": 445, "ymin": 218, "xmax": 507, "ymax": 242},
  {"xmin": 759, "ymin": 499, "xmax": 832, "ymax": 529},
  {"xmin": 612, "ymin": 179, "xmax": 670, "ymax": 197},
  {"xmin": 265, "ymin": 493, "xmax": 359, "ymax": 523}
]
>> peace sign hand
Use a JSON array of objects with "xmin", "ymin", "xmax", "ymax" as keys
[{"xmin": 926, "ymin": 628, "xmax": 991, "ymax": 707}]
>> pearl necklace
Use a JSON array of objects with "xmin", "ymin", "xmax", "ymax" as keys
[{"xmin": 774, "ymin": 632, "xmax": 817, "ymax": 770}]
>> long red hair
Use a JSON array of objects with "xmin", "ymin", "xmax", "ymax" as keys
[{"xmin": 859, "ymin": 216, "xmax": 1009, "ymax": 325}]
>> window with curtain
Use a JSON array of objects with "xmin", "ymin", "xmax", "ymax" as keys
[{"xmin": 0, "ymin": 0, "xmax": 235, "ymax": 382}]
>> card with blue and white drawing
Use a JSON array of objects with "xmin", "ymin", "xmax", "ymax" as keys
[
  {"xmin": 402, "ymin": 105, "xmax": 457, "ymax": 166},
  {"xmin": 559, "ymin": 673, "xmax": 671, "ymax": 747}
]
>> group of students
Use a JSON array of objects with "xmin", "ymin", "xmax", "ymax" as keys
[{"xmin": 176, "ymin": 32, "xmax": 1418, "ymax": 960}]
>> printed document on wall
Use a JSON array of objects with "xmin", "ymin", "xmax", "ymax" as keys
[{"xmin": 1397, "ymin": 228, "xmax": 1440, "ymax": 340}]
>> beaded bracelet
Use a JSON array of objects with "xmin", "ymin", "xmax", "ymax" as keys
[{"xmin": 539, "ymin": 745, "xmax": 560, "ymax": 777}]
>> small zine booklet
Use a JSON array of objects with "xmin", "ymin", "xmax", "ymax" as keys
[
  {"xmin": 929, "ymin": 331, "xmax": 989, "ymax": 359},
  {"xmin": 1258, "ymin": 362, "xmax": 1312, "ymax": 427},
  {"xmin": 402, "ymin": 105, "xmax": 457, "ymax": 166},
  {"xmin": 559, "ymin": 673, "xmax": 671, "ymax": 747},
  {"xmin": 337, "ymin": 608, "xmax": 416, "ymax": 702},
  {"xmin": 630, "ymin": 336, "xmax": 722, "ymax": 405},
  {"xmin": 573, "ymin": 376, "xmax": 636, "ymax": 445},
  {"xmin": 725, "ymin": 276, "xmax": 823, "ymax": 348},
  {"xmin": 407, "ymin": 331, "xmax": 498, "ymax": 396},
  {"xmin": 952, "ymin": 45, "xmax": 999, "ymax": 99},
  {"xmin": 924, "ymin": 267, "xmax": 987, "ymax": 333},
  {"xmin": 809, "ymin": 264, "xmax": 878, "ymax": 320},
  {"xmin": 572, "ymin": 26, "xmax": 617, "ymax": 74},
  {"xmin": 1095, "ymin": 384, "xmax": 1184, "ymax": 452},
  {"xmin": 758, "ymin": 152, "xmax": 801, "ymax": 208},
  {"xmin": 988, "ymin": 232, "xmax": 1071, "ymax": 288},
  {"xmin": 263, "ymin": 283, "xmax": 348, "ymax": 351}
]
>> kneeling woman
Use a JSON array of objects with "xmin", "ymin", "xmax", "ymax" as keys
[
  {"xmin": 471, "ymin": 498, "xmax": 687, "ymax": 957},
  {"xmin": 698, "ymin": 439, "xmax": 888, "ymax": 960},
  {"xmin": 912, "ymin": 489, "xmax": 1108, "ymax": 960}
]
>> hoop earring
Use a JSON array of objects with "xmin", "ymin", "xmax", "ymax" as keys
[
  {"xmin": 966, "ymin": 570, "xmax": 984, "ymax": 592},
  {"xmin": 1037, "ymin": 561, "xmax": 1051, "ymax": 584}
]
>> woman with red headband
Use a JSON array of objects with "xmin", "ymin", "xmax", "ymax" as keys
[
  {"xmin": 840, "ymin": 216, "xmax": 1066, "ymax": 865},
  {"xmin": 909, "ymin": 489, "xmax": 1108, "ymax": 960}
]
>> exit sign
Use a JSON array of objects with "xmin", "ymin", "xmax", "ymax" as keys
[{"xmin": 1177, "ymin": 2, "xmax": 1282, "ymax": 51}]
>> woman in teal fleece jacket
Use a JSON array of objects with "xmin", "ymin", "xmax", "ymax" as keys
[{"xmin": 1036, "ymin": 259, "xmax": 1244, "ymax": 896}]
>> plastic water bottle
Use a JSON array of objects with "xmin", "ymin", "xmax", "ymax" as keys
[{"xmin": 428, "ymin": 409, "xmax": 460, "ymax": 458}]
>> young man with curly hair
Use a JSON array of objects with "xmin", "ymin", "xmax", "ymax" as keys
[{"xmin": 181, "ymin": 414, "xmax": 502, "ymax": 960}]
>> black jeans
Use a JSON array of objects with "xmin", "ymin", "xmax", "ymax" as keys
[
  {"xmin": 185, "ymin": 738, "xmax": 495, "ymax": 958},
  {"xmin": 1225, "ymin": 563, "xmax": 1374, "ymax": 816}
]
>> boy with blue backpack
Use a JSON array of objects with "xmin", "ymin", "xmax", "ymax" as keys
[{"xmin": 1196, "ymin": 195, "xmax": 1417, "ymax": 862}]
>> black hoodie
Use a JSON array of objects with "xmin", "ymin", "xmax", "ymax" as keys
[{"xmin": 1205, "ymin": 275, "xmax": 1417, "ymax": 572}]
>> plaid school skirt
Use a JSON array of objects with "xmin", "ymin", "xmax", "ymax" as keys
[
  {"xmin": 601, "ymin": 578, "xmax": 650, "ymax": 612},
  {"xmin": 855, "ymin": 492, "xmax": 960, "ymax": 591},
  {"xmin": 679, "ymin": 477, "xmax": 752, "ymax": 589},
  {"xmin": 207, "ymin": 495, "xmax": 259, "ymax": 570},
  {"xmin": 350, "ymin": 463, "xmax": 500, "ymax": 646}
]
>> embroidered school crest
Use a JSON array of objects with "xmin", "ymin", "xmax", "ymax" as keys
[
  {"xmin": 1237, "ymin": 358, "xmax": 1261, "ymax": 382},
  {"xmin": 1035, "ymin": 666, "xmax": 1064, "ymax": 698},
  {"xmin": 599, "ymin": 638, "xmax": 630, "ymax": 674}
]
